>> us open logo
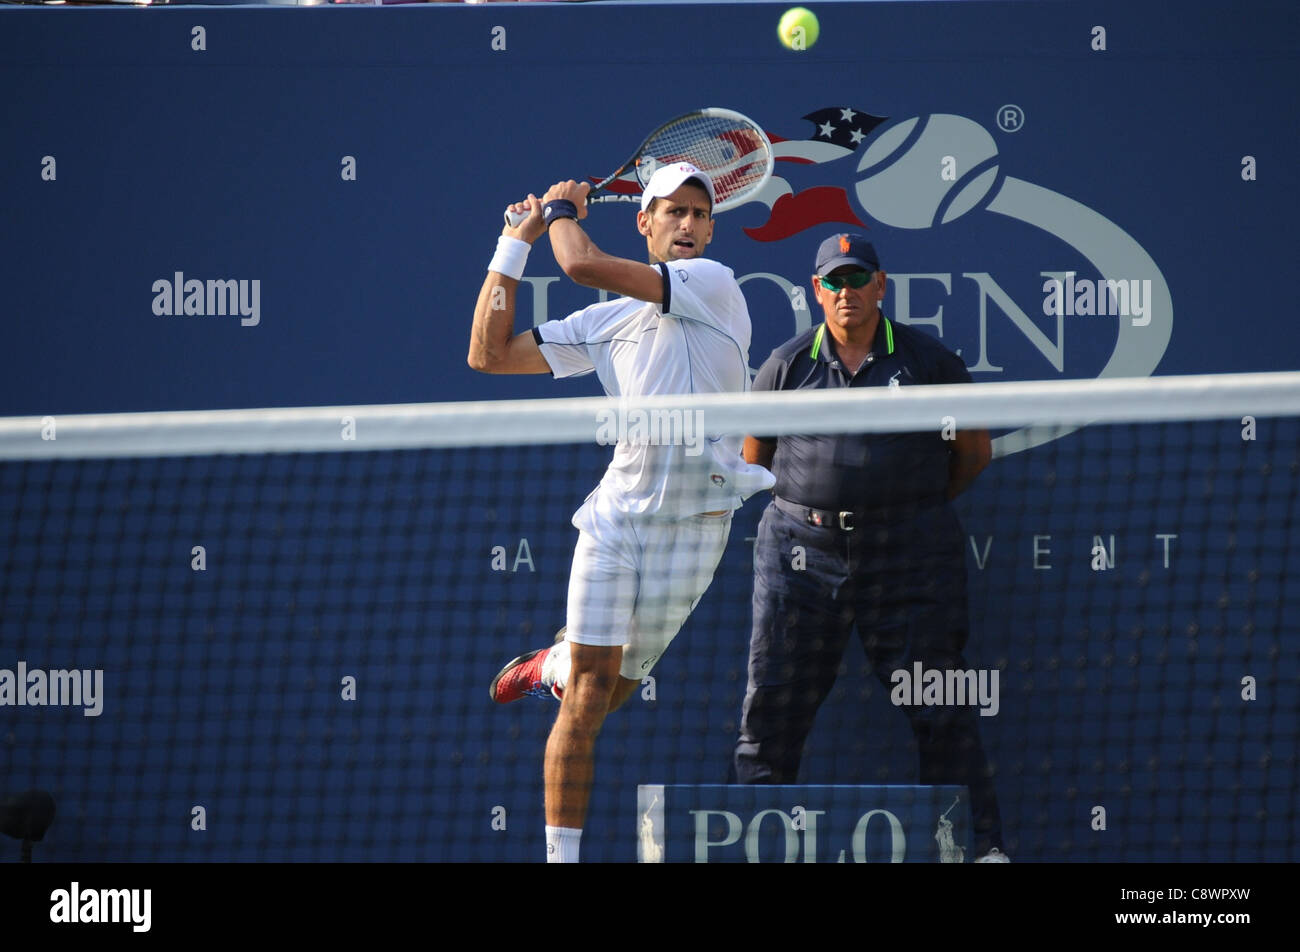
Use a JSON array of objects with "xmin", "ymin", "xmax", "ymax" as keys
[{"xmin": 736, "ymin": 107, "xmax": 1173, "ymax": 457}]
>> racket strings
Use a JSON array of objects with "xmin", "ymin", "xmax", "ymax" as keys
[{"xmin": 643, "ymin": 116, "xmax": 773, "ymax": 208}]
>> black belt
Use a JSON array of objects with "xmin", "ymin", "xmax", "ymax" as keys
[{"xmin": 773, "ymin": 496, "xmax": 865, "ymax": 531}]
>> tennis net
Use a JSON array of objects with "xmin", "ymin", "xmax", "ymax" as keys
[{"xmin": 0, "ymin": 372, "xmax": 1296, "ymax": 862}]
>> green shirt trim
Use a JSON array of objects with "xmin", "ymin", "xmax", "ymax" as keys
[{"xmin": 809, "ymin": 318, "xmax": 894, "ymax": 362}]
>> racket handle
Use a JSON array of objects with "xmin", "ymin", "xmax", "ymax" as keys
[{"xmin": 504, "ymin": 194, "xmax": 596, "ymax": 227}]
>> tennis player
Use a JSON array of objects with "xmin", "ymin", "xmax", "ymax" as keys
[{"xmin": 468, "ymin": 165, "xmax": 773, "ymax": 862}]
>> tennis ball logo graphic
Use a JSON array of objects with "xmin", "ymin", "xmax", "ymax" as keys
[
  {"xmin": 855, "ymin": 115, "xmax": 1000, "ymax": 228},
  {"xmin": 778, "ymin": 7, "xmax": 819, "ymax": 50}
]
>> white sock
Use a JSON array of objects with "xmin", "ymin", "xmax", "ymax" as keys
[
  {"xmin": 545, "ymin": 825, "xmax": 582, "ymax": 863},
  {"xmin": 541, "ymin": 639, "xmax": 572, "ymax": 695}
]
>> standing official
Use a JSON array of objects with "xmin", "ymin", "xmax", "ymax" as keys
[{"xmin": 733, "ymin": 233, "xmax": 1008, "ymax": 861}]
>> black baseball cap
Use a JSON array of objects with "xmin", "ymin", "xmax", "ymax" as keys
[{"xmin": 815, "ymin": 233, "xmax": 879, "ymax": 275}]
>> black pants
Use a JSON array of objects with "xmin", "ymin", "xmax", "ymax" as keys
[{"xmin": 734, "ymin": 499, "xmax": 1005, "ymax": 855}]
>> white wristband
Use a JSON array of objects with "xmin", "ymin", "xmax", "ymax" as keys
[{"xmin": 488, "ymin": 235, "xmax": 530, "ymax": 281}]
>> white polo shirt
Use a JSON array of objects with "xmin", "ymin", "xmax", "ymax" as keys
[{"xmin": 533, "ymin": 256, "xmax": 775, "ymax": 518}]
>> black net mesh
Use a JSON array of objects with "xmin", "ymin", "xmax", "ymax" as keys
[{"xmin": 0, "ymin": 411, "xmax": 1296, "ymax": 862}]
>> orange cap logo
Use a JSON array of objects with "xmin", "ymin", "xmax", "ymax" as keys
[{"xmin": 839, "ymin": 235, "xmax": 851, "ymax": 254}]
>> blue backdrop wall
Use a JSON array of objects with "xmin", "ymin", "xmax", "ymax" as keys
[{"xmin": 1, "ymin": 1, "xmax": 1297, "ymax": 862}]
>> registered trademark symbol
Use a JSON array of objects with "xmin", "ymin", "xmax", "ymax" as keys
[{"xmin": 996, "ymin": 104, "xmax": 1025, "ymax": 133}]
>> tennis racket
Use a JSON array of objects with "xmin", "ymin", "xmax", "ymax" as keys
[{"xmin": 504, "ymin": 107, "xmax": 774, "ymax": 226}]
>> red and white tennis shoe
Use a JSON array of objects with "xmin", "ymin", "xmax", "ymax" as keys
[{"xmin": 489, "ymin": 629, "xmax": 567, "ymax": 703}]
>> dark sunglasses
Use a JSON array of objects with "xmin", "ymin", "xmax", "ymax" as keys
[{"xmin": 817, "ymin": 271, "xmax": 874, "ymax": 292}]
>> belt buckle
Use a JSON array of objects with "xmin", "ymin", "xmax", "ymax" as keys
[{"xmin": 838, "ymin": 511, "xmax": 855, "ymax": 531}]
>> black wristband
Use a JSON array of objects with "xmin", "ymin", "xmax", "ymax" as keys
[{"xmin": 542, "ymin": 199, "xmax": 579, "ymax": 228}]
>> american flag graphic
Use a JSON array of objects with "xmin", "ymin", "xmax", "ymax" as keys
[{"xmin": 745, "ymin": 107, "xmax": 889, "ymax": 242}]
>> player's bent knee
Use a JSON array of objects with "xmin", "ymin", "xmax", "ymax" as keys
[
  {"xmin": 561, "ymin": 646, "xmax": 621, "ymax": 715},
  {"xmin": 567, "ymin": 642, "xmax": 624, "ymax": 682}
]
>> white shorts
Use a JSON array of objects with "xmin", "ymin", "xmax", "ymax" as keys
[{"xmin": 565, "ymin": 496, "xmax": 732, "ymax": 681}]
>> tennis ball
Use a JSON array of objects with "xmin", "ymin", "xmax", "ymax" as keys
[
  {"xmin": 854, "ymin": 115, "xmax": 1000, "ymax": 228},
  {"xmin": 778, "ymin": 7, "xmax": 819, "ymax": 51}
]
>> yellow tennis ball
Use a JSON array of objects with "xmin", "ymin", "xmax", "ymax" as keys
[{"xmin": 778, "ymin": 7, "xmax": 819, "ymax": 51}]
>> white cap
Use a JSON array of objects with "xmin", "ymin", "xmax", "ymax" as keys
[{"xmin": 639, "ymin": 162, "xmax": 716, "ymax": 212}]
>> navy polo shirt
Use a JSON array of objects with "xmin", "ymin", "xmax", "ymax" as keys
[{"xmin": 751, "ymin": 314, "xmax": 972, "ymax": 513}]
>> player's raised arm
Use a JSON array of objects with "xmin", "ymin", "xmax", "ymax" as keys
[
  {"xmin": 467, "ymin": 194, "xmax": 551, "ymax": 375},
  {"xmin": 542, "ymin": 180, "xmax": 666, "ymax": 304}
]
